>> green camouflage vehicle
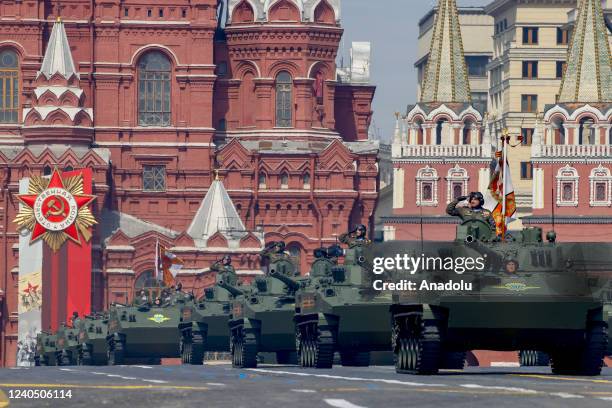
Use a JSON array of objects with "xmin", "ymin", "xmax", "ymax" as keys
[
  {"xmin": 390, "ymin": 219, "xmax": 610, "ymax": 376},
  {"xmin": 76, "ymin": 314, "xmax": 109, "ymax": 365},
  {"xmin": 55, "ymin": 323, "xmax": 81, "ymax": 366},
  {"xmin": 229, "ymin": 252, "xmax": 302, "ymax": 368},
  {"xmin": 178, "ymin": 271, "xmax": 243, "ymax": 364},
  {"xmin": 106, "ymin": 287, "xmax": 186, "ymax": 365},
  {"xmin": 295, "ymin": 244, "xmax": 392, "ymax": 368},
  {"xmin": 34, "ymin": 331, "xmax": 58, "ymax": 366}
]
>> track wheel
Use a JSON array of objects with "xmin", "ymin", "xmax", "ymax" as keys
[
  {"xmin": 107, "ymin": 336, "xmax": 125, "ymax": 366},
  {"xmin": 231, "ymin": 327, "xmax": 258, "ymax": 368},
  {"xmin": 394, "ymin": 317, "xmax": 441, "ymax": 375},
  {"xmin": 552, "ymin": 322, "xmax": 607, "ymax": 376}
]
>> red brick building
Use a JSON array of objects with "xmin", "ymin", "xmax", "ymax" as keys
[{"xmin": 0, "ymin": 0, "xmax": 377, "ymax": 366}]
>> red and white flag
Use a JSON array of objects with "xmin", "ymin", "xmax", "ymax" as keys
[
  {"xmin": 155, "ymin": 241, "xmax": 184, "ymax": 286},
  {"xmin": 485, "ymin": 151, "xmax": 516, "ymax": 236}
]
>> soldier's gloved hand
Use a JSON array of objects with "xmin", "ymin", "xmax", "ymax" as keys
[{"xmin": 457, "ymin": 195, "xmax": 468, "ymax": 201}]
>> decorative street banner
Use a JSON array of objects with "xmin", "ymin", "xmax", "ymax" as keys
[
  {"xmin": 14, "ymin": 168, "xmax": 96, "ymax": 251},
  {"xmin": 16, "ymin": 178, "xmax": 43, "ymax": 367},
  {"xmin": 14, "ymin": 168, "xmax": 96, "ymax": 334}
]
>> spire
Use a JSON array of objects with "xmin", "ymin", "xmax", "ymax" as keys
[
  {"xmin": 38, "ymin": 18, "xmax": 78, "ymax": 80},
  {"xmin": 420, "ymin": 0, "xmax": 471, "ymax": 104},
  {"xmin": 558, "ymin": 0, "xmax": 612, "ymax": 103},
  {"xmin": 187, "ymin": 178, "xmax": 247, "ymax": 244}
]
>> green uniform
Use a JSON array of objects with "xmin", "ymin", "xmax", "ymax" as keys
[
  {"xmin": 211, "ymin": 262, "xmax": 238, "ymax": 286},
  {"xmin": 446, "ymin": 198, "xmax": 496, "ymax": 230},
  {"xmin": 260, "ymin": 248, "xmax": 291, "ymax": 264},
  {"xmin": 339, "ymin": 232, "xmax": 371, "ymax": 249}
]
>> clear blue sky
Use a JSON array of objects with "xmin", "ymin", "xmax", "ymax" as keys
[{"xmin": 340, "ymin": 0, "xmax": 487, "ymax": 141}]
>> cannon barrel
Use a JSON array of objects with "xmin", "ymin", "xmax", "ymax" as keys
[
  {"xmin": 269, "ymin": 270, "xmax": 301, "ymax": 291},
  {"xmin": 217, "ymin": 280, "xmax": 244, "ymax": 298}
]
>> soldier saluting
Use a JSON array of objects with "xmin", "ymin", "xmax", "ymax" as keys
[
  {"xmin": 446, "ymin": 192, "xmax": 496, "ymax": 231},
  {"xmin": 260, "ymin": 241, "xmax": 290, "ymax": 263},
  {"xmin": 339, "ymin": 224, "xmax": 371, "ymax": 248},
  {"xmin": 211, "ymin": 255, "xmax": 238, "ymax": 286}
]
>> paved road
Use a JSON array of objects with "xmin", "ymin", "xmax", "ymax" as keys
[{"xmin": 1, "ymin": 364, "xmax": 611, "ymax": 408}]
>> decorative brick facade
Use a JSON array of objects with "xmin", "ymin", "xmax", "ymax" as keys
[{"xmin": 0, "ymin": 0, "xmax": 378, "ymax": 366}]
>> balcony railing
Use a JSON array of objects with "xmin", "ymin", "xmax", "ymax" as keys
[
  {"xmin": 398, "ymin": 144, "xmax": 487, "ymax": 158},
  {"xmin": 536, "ymin": 144, "xmax": 612, "ymax": 158}
]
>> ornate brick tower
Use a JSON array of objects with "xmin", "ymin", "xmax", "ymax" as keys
[
  {"xmin": 385, "ymin": 0, "xmax": 492, "ymax": 241},
  {"xmin": 214, "ymin": 0, "xmax": 378, "ymax": 271},
  {"xmin": 528, "ymin": 0, "xmax": 612, "ymax": 241}
]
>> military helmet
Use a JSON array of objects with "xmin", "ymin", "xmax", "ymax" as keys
[
  {"xmin": 222, "ymin": 254, "xmax": 232, "ymax": 263},
  {"xmin": 468, "ymin": 192, "xmax": 485, "ymax": 207},
  {"xmin": 354, "ymin": 224, "xmax": 367, "ymax": 233}
]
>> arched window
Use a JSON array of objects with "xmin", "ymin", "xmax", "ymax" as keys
[
  {"xmin": 280, "ymin": 172, "xmax": 289, "ymax": 189},
  {"xmin": 64, "ymin": 165, "xmax": 74, "ymax": 172},
  {"xmin": 435, "ymin": 119, "xmax": 447, "ymax": 145},
  {"xmin": 43, "ymin": 165, "xmax": 52, "ymax": 176},
  {"xmin": 275, "ymin": 71, "xmax": 293, "ymax": 127},
  {"xmin": 579, "ymin": 117, "xmax": 596, "ymax": 145},
  {"xmin": 287, "ymin": 243, "xmax": 302, "ymax": 275},
  {"xmin": 134, "ymin": 270, "xmax": 157, "ymax": 289},
  {"xmin": 556, "ymin": 165, "xmax": 579, "ymax": 206},
  {"xmin": 138, "ymin": 52, "xmax": 171, "ymax": 126},
  {"xmin": 0, "ymin": 49, "xmax": 19, "ymax": 123},
  {"xmin": 416, "ymin": 166, "xmax": 439, "ymax": 206}
]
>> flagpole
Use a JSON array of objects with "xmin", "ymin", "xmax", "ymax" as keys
[
  {"xmin": 154, "ymin": 238, "xmax": 159, "ymax": 283},
  {"xmin": 501, "ymin": 129, "xmax": 508, "ymax": 242}
]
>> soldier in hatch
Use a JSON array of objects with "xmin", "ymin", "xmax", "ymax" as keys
[
  {"xmin": 211, "ymin": 255, "xmax": 238, "ymax": 286},
  {"xmin": 446, "ymin": 192, "xmax": 496, "ymax": 231},
  {"xmin": 260, "ymin": 241, "xmax": 290, "ymax": 263},
  {"xmin": 134, "ymin": 289, "xmax": 149, "ymax": 306},
  {"xmin": 70, "ymin": 311, "xmax": 81, "ymax": 328},
  {"xmin": 339, "ymin": 224, "xmax": 371, "ymax": 248}
]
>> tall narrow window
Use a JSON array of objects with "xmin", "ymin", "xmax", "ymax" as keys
[
  {"xmin": 521, "ymin": 128, "xmax": 534, "ymax": 146},
  {"xmin": 280, "ymin": 173, "xmax": 289, "ymax": 189},
  {"xmin": 556, "ymin": 61, "xmax": 567, "ymax": 79},
  {"xmin": 303, "ymin": 172, "xmax": 311, "ymax": 189},
  {"xmin": 275, "ymin": 71, "xmax": 292, "ymax": 128},
  {"xmin": 0, "ymin": 49, "xmax": 19, "ymax": 123},
  {"xmin": 557, "ymin": 27, "xmax": 569, "ymax": 45},
  {"xmin": 523, "ymin": 27, "xmax": 538, "ymax": 45},
  {"xmin": 521, "ymin": 94, "xmax": 538, "ymax": 113},
  {"xmin": 522, "ymin": 61, "xmax": 538, "ymax": 79},
  {"xmin": 258, "ymin": 173, "xmax": 267, "ymax": 189},
  {"xmin": 521, "ymin": 162, "xmax": 533, "ymax": 180},
  {"xmin": 138, "ymin": 52, "xmax": 171, "ymax": 126}
]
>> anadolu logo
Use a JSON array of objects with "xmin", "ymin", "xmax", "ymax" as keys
[{"xmin": 148, "ymin": 314, "xmax": 171, "ymax": 324}]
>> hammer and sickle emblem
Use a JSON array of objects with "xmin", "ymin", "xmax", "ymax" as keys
[{"xmin": 45, "ymin": 197, "xmax": 66, "ymax": 218}]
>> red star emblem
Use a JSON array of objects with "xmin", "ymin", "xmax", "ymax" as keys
[
  {"xmin": 17, "ymin": 168, "xmax": 95, "ymax": 244},
  {"xmin": 23, "ymin": 282, "xmax": 39, "ymax": 295}
]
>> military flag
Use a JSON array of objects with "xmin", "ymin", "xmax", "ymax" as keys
[
  {"xmin": 156, "ymin": 242, "xmax": 184, "ymax": 286},
  {"xmin": 485, "ymin": 151, "xmax": 516, "ymax": 236}
]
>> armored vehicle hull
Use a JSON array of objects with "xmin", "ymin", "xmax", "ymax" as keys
[
  {"xmin": 295, "ymin": 244, "xmax": 392, "ymax": 369},
  {"xmin": 107, "ymin": 304, "xmax": 181, "ymax": 365},
  {"xmin": 55, "ymin": 326, "xmax": 81, "ymax": 366},
  {"xmin": 390, "ymin": 227, "xmax": 611, "ymax": 376},
  {"xmin": 229, "ymin": 307, "xmax": 296, "ymax": 368},
  {"xmin": 77, "ymin": 316, "xmax": 109, "ymax": 365},
  {"xmin": 179, "ymin": 298, "xmax": 231, "ymax": 365},
  {"xmin": 295, "ymin": 294, "xmax": 392, "ymax": 368},
  {"xmin": 34, "ymin": 332, "xmax": 57, "ymax": 366}
]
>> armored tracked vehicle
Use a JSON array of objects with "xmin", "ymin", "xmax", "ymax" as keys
[
  {"xmin": 178, "ymin": 271, "xmax": 243, "ymax": 364},
  {"xmin": 295, "ymin": 244, "xmax": 392, "ymax": 368},
  {"xmin": 77, "ymin": 314, "xmax": 109, "ymax": 365},
  {"xmin": 55, "ymin": 323, "xmax": 81, "ymax": 366},
  {"xmin": 34, "ymin": 331, "xmax": 58, "ymax": 366},
  {"xmin": 106, "ymin": 287, "xmax": 187, "ymax": 365},
  {"xmin": 390, "ymin": 219, "xmax": 610, "ymax": 376},
  {"xmin": 229, "ymin": 252, "xmax": 302, "ymax": 368}
]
